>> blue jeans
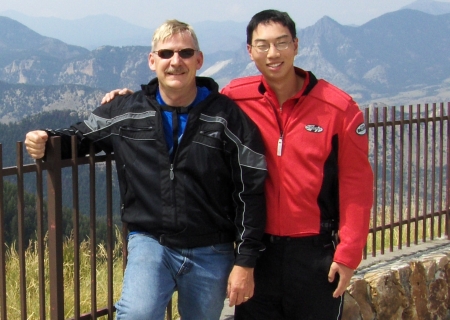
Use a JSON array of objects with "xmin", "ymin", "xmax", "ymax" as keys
[{"xmin": 115, "ymin": 233, "xmax": 234, "ymax": 320}]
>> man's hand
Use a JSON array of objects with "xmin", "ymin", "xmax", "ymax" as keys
[
  {"xmin": 25, "ymin": 130, "xmax": 49, "ymax": 159},
  {"xmin": 328, "ymin": 261, "xmax": 354, "ymax": 298},
  {"xmin": 227, "ymin": 266, "xmax": 254, "ymax": 307},
  {"xmin": 101, "ymin": 88, "xmax": 133, "ymax": 104}
]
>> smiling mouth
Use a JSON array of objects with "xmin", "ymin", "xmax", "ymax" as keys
[
  {"xmin": 267, "ymin": 62, "xmax": 282, "ymax": 68},
  {"xmin": 166, "ymin": 69, "xmax": 186, "ymax": 75}
]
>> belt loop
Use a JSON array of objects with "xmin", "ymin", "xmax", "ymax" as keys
[{"xmin": 159, "ymin": 234, "xmax": 166, "ymax": 246}]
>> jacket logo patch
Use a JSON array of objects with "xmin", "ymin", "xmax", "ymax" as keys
[
  {"xmin": 356, "ymin": 123, "xmax": 366, "ymax": 135},
  {"xmin": 305, "ymin": 124, "xmax": 323, "ymax": 133}
]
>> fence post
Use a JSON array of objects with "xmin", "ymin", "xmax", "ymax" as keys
[
  {"xmin": 0, "ymin": 144, "xmax": 7, "ymax": 319},
  {"xmin": 46, "ymin": 137, "xmax": 65, "ymax": 319}
]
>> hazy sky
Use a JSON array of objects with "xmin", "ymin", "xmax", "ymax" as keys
[{"xmin": 2, "ymin": 0, "xmax": 450, "ymax": 29}]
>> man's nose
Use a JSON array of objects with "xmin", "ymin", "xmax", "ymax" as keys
[
  {"xmin": 267, "ymin": 43, "xmax": 280, "ymax": 58},
  {"xmin": 170, "ymin": 52, "xmax": 183, "ymax": 64}
]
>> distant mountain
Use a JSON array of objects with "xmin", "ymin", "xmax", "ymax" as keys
[
  {"xmin": 1, "ymin": 0, "xmax": 448, "ymax": 52},
  {"xmin": 0, "ymin": 9, "xmax": 449, "ymax": 117},
  {"xmin": 202, "ymin": 9, "xmax": 450, "ymax": 105},
  {"xmin": 0, "ymin": 16, "xmax": 88, "ymax": 59},
  {"xmin": 0, "ymin": 11, "xmax": 153, "ymax": 50},
  {"xmin": 402, "ymin": 0, "xmax": 450, "ymax": 15},
  {"xmin": 289, "ymin": 10, "xmax": 450, "ymax": 104},
  {"xmin": 0, "ymin": 10, "xmax": 247, "ymax": 54}
]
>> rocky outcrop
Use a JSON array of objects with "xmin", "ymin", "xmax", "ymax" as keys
[
  {"xmin": 0, "ymin": 81, "xmax": 104, "ymax": 123},
  {"xmin": 343, "ymin": 244, "xmax": 450, "ymax": 320}
]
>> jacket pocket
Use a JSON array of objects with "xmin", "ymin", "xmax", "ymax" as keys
[
  {"xmin": 193, "ymin": 130, "xmax": 224, "ymax": 150},
  {"xmin": 119, "ymin": 126, "xmax": 156, "ymax": 141}
]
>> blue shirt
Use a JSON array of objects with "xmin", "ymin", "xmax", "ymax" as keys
[{"xmin": 156, "ymin": 86, "xmax": 210, "ymax": 159}]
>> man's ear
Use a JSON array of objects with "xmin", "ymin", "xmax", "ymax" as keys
[
  {"xmin": 196, "ymin": 51, "xmax": 204, "ymax": 70},
  {"xmin": 247, "ymin": 45, "xmax": 255, "ymax": 61},
  {"xmin": 293, "ymin": 38, "xmax": 299, "ymax": 55},
  {"xmin": 148, "ymin": 52, "xmax": 156, "ymax": 71}
]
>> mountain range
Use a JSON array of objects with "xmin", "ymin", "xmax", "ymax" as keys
[
  {"xmin": 0, "ymin": 10, "xmax": 247, "ymax": 54},
  {"xmin": 0, "ymin": 0, "xmax": 450, "ymax": 123},
  {"xmin": 2, "ymin": 0, "xmax": 450, "ymax": 52}
]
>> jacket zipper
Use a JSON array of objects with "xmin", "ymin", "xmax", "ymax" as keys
[
  {"xmin": 170, "ymin": 163, "xmax": 174, "ymax": 180},
  {"xmin": 265, "ymin": 97, "xmax": 284, "ymax": 157}
]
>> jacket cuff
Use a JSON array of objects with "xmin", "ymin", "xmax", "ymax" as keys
[
  {"xmin": 333, "ymin": 245, "xmax": 363, "ymax": 270},
  {"xmin": 234, "ymin": 253, "xmax": 258, "ymax": 268}
]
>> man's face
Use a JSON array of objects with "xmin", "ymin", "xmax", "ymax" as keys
[
  {"xmin": 247, "ymin": 22, "xmax": 298, "ymax": 83},
  {"xmin": 149, "ymin": 32, "xmax": 203, "ymax": 92}
]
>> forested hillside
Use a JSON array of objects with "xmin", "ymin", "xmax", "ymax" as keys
[{"xmin": 2, "ymin": 179, "xmax": 118, "ymax": 245}]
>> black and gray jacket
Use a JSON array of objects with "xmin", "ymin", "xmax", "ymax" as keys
[{"xmin": 46, "ymin": 77, "xmax": 267, "ymax": 267}]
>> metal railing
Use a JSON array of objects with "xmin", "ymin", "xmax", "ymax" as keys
[
  {"xmin": 364, "ymin": 102, "xmax": 450, "ymax": 258},
  {"xmin": 0, "ymin": 102, "xmax": 449, "ymax": 319},
  {"xmin": 1, "ymin": 136, "xmax": 119, "ymax": 320}
]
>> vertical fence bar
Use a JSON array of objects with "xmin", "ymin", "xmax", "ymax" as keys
[
  {"xmin": 446, "ymin": 102, "xmax": 450, "ymax": 238},
  {"xmin": 372, "ymin": 107, "xmax": 379, "ymax": 256},
  {"xmin": 407, "ymin": 105, "xmax": 413, "ymax": 247},
  {"xmin": 438, "ymin": 103, "xmax": 444, "ymax": 236},
  {"xmin": 89, "ymin": 144, "xmax": 97, "ymax": 319},
  {"xmin": 122, "ymin": 223, "xmax": 128, "ymax": 272},
  {"xmin": 380, "ymin": 107, "xmax": 387, "ymax": 254},
  {"xmin": 422, "ymin": 104, "xmax": 428, "ymax": 242},
  {"xmin": 71, "ymin": 136, "xmax": 81, "ymax": 319},
  {"xmin": 398, "ymin": 106, "xmax": 405, "ymax": 250},
  {"xmin": 389, "ymin": 106, "xmax": 395, "ymax": 252},
  {"xmin": 430, "ymin": 103, "xmax": 437, "ymax": 240},
  {"xmin": 363, "ymin": 108, "xmax": 369, "ymax": 259},
  {"xmin": 36, "ymin": 159, "xmax": 46, "ymax": 320},
  {"xmin": 46, "ymin": 137, "xmax": 65, "ymax": 319},
  {"xmin": 106, "ymin": 153, "xmax": 114, "ymax": 319},
  {"xmin": 414, "ymin": 104, "xmax": 421, "ymax": 245},
  {"xmin": 16, "ymin": 142, "xmax": 27, "ymax": 320},
  {"xmin": 0, "ymin": 144, "xmax": 7, "ymax": 320},
  {"xmin": 166, "ymin": 300, "xmax": 173, "ymax": 320}
]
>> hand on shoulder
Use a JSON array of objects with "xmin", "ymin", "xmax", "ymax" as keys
[{"xmin": 101, "ymin": 88, "xmax": 134, "ymax": 104}]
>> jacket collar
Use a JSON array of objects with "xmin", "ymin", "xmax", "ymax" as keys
[{"xmin": 258, "ymin": 67, "xmax": 318, "ymax": 97}]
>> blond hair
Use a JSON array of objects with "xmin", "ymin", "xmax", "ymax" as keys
[{"xmin": 152, "ymin": 19, "xmax": 200, "ymax": 50}]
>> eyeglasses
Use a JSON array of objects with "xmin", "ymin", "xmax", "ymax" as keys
[
  {"xmin": 251, "ymin": 41, "xmax": 292, "ymax": 53},
  {"xmin": 152, "ymin": 48, "xmax": 197, "ymax": 59}
]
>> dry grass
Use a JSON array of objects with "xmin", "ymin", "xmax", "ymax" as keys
[
  {"xmin": 2, "ymin": 228, "xmax": 180, "ymax": 319},
  {"xmin": 365, "ymin": 209, "xmax": 447, "ymax": 257}
]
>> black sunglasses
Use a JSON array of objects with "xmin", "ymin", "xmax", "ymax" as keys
[{"xmin": 153, "ymin": 48, "xmax": 197, "ymax": 59}]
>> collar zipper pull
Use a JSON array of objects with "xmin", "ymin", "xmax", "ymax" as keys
[
  {"xmin": 170, "ymin": 164, "xmax": 174, "ymax": 180},
  {"xmin": 277, "ymin": 136, "xmax": 283, "ymax": 156}
]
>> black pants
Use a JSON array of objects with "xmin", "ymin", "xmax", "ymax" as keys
[{"xmin": 235, "ymin": 234, "xmax": 344, "ymax": 320}]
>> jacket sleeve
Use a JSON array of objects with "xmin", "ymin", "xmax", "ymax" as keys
[
  {"xmin": 224, "ymin": 100, "xmax": 267, "ymax": 268},
  {"xmin": 43, "ymin": 95, "xmax": 129, "ymax": 159},
  {"xmin": 334, "ymin": 101, "xmax": 373, "ymax": 269}
]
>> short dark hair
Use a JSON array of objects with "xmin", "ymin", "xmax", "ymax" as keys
[{"xmin": 246, "ymin": 9, "xmax": 297, "ymax": 45}]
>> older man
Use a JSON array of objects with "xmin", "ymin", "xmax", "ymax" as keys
[{"xmin": 24, "ymin": 19, "xmax": 267, "ymax": 320}]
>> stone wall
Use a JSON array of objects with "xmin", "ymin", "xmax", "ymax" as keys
[{"xmin": 343, "ymin": 241, "xmax": 450, "ymax": 320}]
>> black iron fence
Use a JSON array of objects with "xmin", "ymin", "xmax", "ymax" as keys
[
  {"xmin": 0, "ymin": 102, "xmax": 449, "ymax": 319},
  {"xmin": 365, "ymin": 102, "xmax": 450, "ymax": 258}
]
